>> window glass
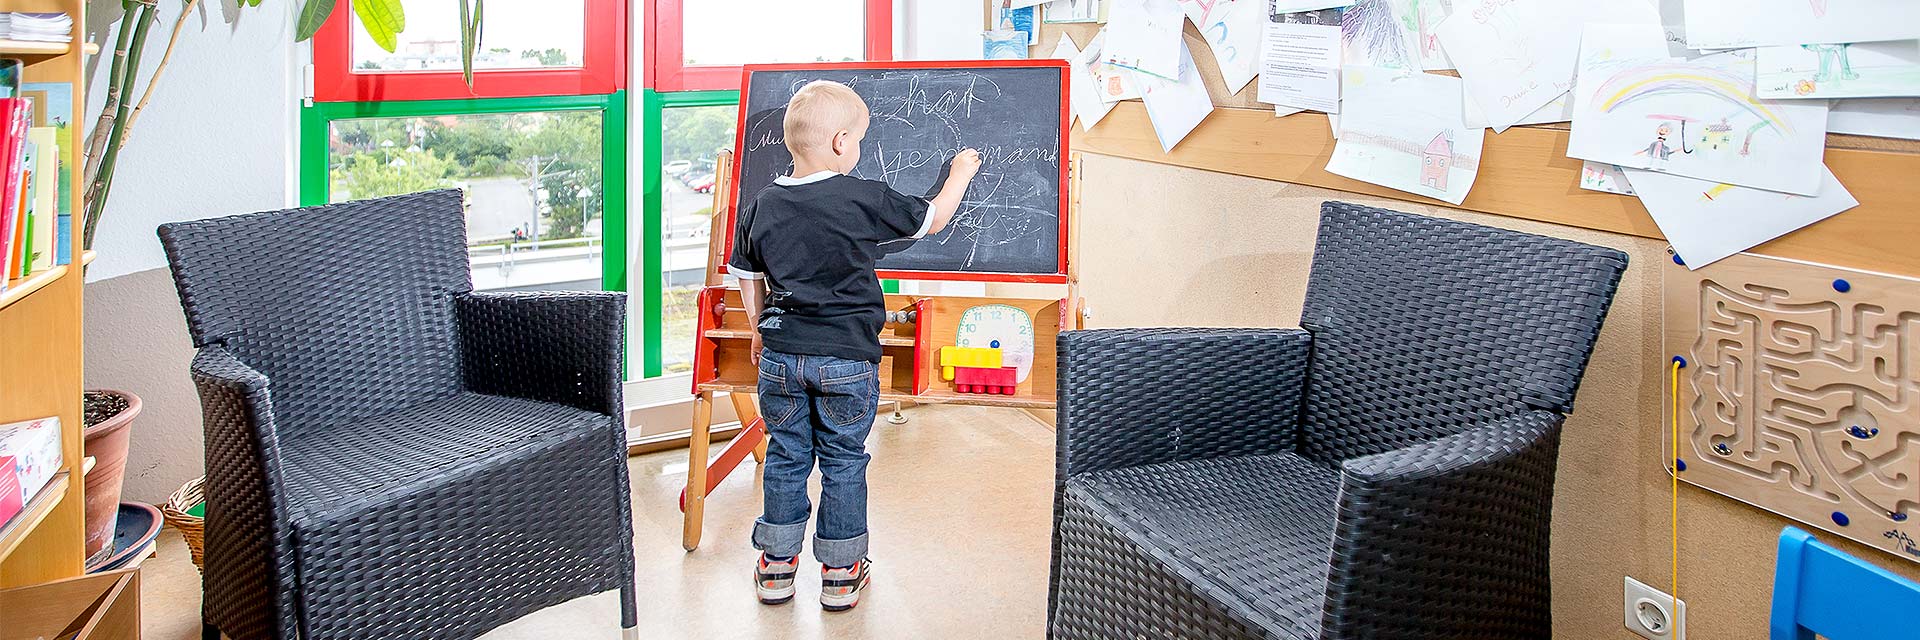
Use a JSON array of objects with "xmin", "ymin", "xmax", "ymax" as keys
[
  {"xmin": 659, "ymin": 104, "xmax": 738, "ymax": 374},
  {"xmin": 682, "ymin": 0, "xmax": 866, "ymax": 66},
  {"xmin": 352, "ymin": 0, "xmax": 586, "ymax": 72},
  {"xmin": 328, "ymin": 110, "xmax": 606, "ymax": 291}
]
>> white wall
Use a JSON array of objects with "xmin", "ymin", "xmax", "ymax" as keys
[
  {"xmin": 81, "ymin": 0, "xmax": 300, "ymax": 503},
  {"xmin": 83, "ymin": 0, "xmax": 299, "ymax": 282},
  {"xmin": 902, "ymin": 0, "xmax": 986, "ymax": 60}
]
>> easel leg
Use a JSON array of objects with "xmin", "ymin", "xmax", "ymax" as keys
[
  {"xmin": 729, "ymin": 392, "xmax": 768, "ymax": 463},
  {"xmin": 683, "ymin": 391, "xmax": 713, "ymax": 551},
  {"xmin": 887, "ymin": 401, "xmax": 908, "ymax": 425}
]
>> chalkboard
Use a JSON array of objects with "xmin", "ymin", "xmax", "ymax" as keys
[{"xmin": 728, "ymin": 61, "xmax": 1071, "ymax": 282}]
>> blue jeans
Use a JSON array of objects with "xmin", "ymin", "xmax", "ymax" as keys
[{"xmin": 752, "ymin": 349, "xmax": 879, "ymax": 567}]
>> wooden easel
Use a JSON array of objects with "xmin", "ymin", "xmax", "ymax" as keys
[{"xmin": 677, "ymin": 150, "xmax": 1086, "ymax": 551}]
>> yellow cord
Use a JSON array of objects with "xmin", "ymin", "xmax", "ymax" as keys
[{"xmin": 1670, "ymin": 359, "xmax": 1681, "ymax": 611}]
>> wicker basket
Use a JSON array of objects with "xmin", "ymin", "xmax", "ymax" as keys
[{"xmin": 161, "ymin": 477, "xmax": 206, "ymax": 573}]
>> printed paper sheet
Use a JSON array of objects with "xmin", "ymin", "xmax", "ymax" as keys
[{"xmin": 1259, "ymin": 18, "xmax": 1343, "ymax": 111}]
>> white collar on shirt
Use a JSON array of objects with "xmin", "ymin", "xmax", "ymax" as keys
[{"xmin": 774, "ymin": 170, "xmax": 839, "ymax": 186}]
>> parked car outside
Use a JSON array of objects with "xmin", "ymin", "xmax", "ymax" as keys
[{"xmin": 690, "ymin": 173, "xmax": 717, "ymax": 193}]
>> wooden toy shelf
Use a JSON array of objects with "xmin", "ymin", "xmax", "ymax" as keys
[{"xmin": 690, "ymin": 288, "xmax": 1066, "ymax": 410}]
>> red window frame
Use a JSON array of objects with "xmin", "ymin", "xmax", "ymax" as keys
[
  {"xmin": 647, "ymin": 0, "xmax": 894, "ymax": 92},
  {"xmin": 312, "ymin": 0, "xmax": 628, "ymax": 102}
]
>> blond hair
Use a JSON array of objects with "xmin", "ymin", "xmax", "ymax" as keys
[{"xmin": 783, "ymin": 81, "xmax": 867, "ymax": 155}]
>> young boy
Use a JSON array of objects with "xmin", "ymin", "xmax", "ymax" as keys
[{"xmin": 729, "ymin": 80, "xmax": 981, "ymax": 611}]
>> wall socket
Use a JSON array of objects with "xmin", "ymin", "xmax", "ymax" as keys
[{"xmin": 1624, "ymin": 576, "xmax": 1686, "ymax": 640}]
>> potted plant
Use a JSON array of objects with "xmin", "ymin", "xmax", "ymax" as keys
[{"xmin": 78, "ymin": 0, "xmax": 485, "ymax": 562}]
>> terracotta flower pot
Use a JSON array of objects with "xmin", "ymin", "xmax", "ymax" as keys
[{"xmin": 82, "ymin": 389, "xmax": 140, "ymax": 564}]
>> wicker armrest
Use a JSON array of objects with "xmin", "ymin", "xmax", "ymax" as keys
[
  {"xmin": 1056, "ymin": 328, "xmax": 1312, "ymax": 479},
  {"xmin": 1321, "ymin": 409, "xmax": 1565, "ymax": 637},
  {"xmin": 189, "ymin": 344, "xmax": 301, "ymax": 640},
  {"xmin": 457, "ymin": 291, "xmax": 627, "ymax": 418}
]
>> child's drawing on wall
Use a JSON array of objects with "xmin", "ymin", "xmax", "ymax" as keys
[
  {"xmin": 1571, "ymin": 39, "xmax": 1829, "ymax": 194},
  {"xmin": 1803, "ymin": 43, "xmax": 1858, "ymax": 82},
  {"xmin": 1325, "ymin": 67, "xmax": 1485, "ymax": 205},
  {"xmin": 1421, "ymin": 130, "xmax": 1453, "ymax": 190}
]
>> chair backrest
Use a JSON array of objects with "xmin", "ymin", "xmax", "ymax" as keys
[
  {"xmin": 159, "ymin": 189, "xmax": 473, "ymax": 434},
  {"xmin": 1771, "ymin": 526, "xmax": 1920, "ymax": 640},
  {"xmin": 1297, "ymin": 202, "xmax": 1627, "ymax": 462}
]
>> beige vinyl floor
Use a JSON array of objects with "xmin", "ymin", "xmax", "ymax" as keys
[{"xmin": 138, "ymin": 404, "xmax": 1057, "ymax": 639}]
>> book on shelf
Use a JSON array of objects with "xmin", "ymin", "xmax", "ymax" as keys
[
  {"xmin": 27, "ymin": 126, "xmax": 53, "ymax": 272},
  {"xmin": 15, "ymin": 134, "xmax": 34, "ymax": 276},
  {"xmin": 23, "ymin": 82, "xmax": 74, "ymax": 267},
  {"xmin": 0, "ymin": 92, "xmax": 29, "ymax": 282},
  {"xmin": 0, "ymin": 416, "xmax": 61, "ymax": 528}
]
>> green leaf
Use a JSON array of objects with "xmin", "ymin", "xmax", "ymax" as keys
[
  {"xmin": 460, "ymin": 0, "xmax": 484, "ymax": 88},
  {"xmin": 352, "ymin": 0, "xmax": 406, "ymax": 53},
  {"xmin": 294, "ymin": 0, "xmax": 337, "ymax": 43}
]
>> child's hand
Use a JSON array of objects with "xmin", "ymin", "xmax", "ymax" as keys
[
  {"xmin": 950, "ymin": 148, "xmax": 982, "ymax": 180},
  {"xmin": 750, "ymin": 332, "xmax": 763, "ymax": 365}
]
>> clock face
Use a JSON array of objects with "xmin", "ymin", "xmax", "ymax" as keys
[{"xmin": 955, "ymin": 304, "xmax": 1036, "ymax": 383}]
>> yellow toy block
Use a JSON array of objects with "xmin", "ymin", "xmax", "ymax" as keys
[{"xmin": 940, "ymin": 346, "xmax": 1002, "ymax": 380}]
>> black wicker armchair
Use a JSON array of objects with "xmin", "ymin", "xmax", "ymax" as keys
[
  {"xmin": 159, "ymin": 190, "xmax": 636, "ymax": 640},
  {"xmin": 1047, "ymin": 202, "xmax": 1628, "ymax": 639}
]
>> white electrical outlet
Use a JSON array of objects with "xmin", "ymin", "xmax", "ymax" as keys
[{"xmin": 1624, "ymin": 576, "xmax": 1686, "ymax": 640}]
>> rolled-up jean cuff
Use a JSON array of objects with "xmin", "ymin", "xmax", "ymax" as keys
[
  {"xmin": 752, "ymin": 518, "xmax": 807, "ymax": 558},
  {"xmin": 813, "ymin": 532, "xmax": 869, "ymax": 568}
]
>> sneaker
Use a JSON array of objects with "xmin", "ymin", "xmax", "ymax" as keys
[
  {"xmin": 756, "ymin": 554, "xmax": 797, "ymax": 605},
  {"xmin": 820, "ymin": 558, "xmax": 873, "ymax": 612}
]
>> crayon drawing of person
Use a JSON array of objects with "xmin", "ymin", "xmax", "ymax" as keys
[{"xmin": 1636, "ymin": 123, "xmax": 1691, "ymax": 164}]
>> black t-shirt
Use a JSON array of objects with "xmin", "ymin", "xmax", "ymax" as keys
[{"xmin": 728, "ymin": 172, "xmax": 933, "ymax": 363}]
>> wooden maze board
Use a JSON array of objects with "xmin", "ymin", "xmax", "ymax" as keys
[{"xmin": 1666, "ymin": 252, "xmax": 1920, "ymax": 562}]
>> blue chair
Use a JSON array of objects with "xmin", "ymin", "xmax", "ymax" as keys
[{"xmin": 1771, "ymin": 526, "xmax": 1920, "ymax": 640}]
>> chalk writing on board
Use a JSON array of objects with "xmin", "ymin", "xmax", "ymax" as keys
[{"xmin": 737, "ymin": 65, "xmax": 1066, "ymax": 276}]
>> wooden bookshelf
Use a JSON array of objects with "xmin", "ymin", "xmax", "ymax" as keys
[
  {"xmin": 0, "ymin": 473, "xmax": 67, "ymax": 560},
  {"xmin": 0, "ymin": 0, "xmax": 89, "ymax": 591},
  {"xmin": 0, "ymin": 39, "xmax": 92, "ymax": 57},
  {"xmin": 0, "ymin": 262, "xmax": 65, "ymax": 309}
]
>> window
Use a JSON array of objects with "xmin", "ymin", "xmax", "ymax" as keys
[
  {"xmin": 351, "ymin": 2, "xmax": 585, "ymax": 72},
  {"xmin": 635, "ymin": 0, "xmax": 895, "ymax": 379},
  {"xmin": 656, "ymin": 100, "xmax": 738, "ymax": 374},
  {"xmin": 682, "ymin": 1, "xmax": 866, "ymax": 66},
  {"xmin": 306, "ymin": 0, "xmax": 629, "ymax": 368},
  {"xmin": 305, "ymin": 0, "xmax": 893, "ymax": 381},
  {"xmin": 313, "ymin": 0, "xmax": 626, "ymax": 102},
  {"xmin": 301, "ymin": 95, "xmax": 629, "ymax": 293},
  {"xmin": 647, "ymin": 0, "xmax": 892, "ymax": 92}
]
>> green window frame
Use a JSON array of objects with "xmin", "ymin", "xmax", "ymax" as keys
[
  {"xmin": 640, "ymin": 88, "xmax": 738, "ymax": 379},
  {"xmin": 299, "ymin": 92, "xmax": 631, "ymax": 368}
]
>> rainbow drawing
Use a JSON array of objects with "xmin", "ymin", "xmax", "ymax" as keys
[{"xmin": 1592, "ymin": 62, "xmax": 1796, "ymax": 136}]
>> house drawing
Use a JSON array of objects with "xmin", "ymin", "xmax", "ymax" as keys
[{"xmin": 1422, "ymin": 130, "xmax": 1453, "ymax": 191}]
